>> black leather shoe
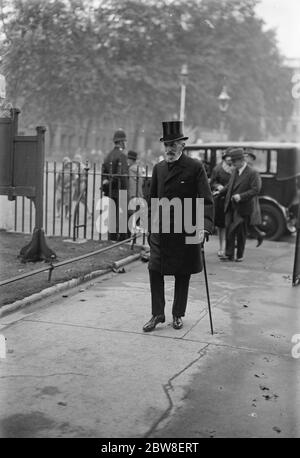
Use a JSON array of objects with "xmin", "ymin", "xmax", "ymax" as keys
[
  {"xmin": 220, "ymin": 256, "xmax": 234, "ymax": 262},
  {"xmin": 143, "ymin": 315, "xmax": 165, "ymax": 332},
  {"xmin": 256, "ymin": 231, "xmax": 266, "ymax": 247},
  {"xmin": 173, "ymin": 316, "xmax": 183, "ymax": 330}
]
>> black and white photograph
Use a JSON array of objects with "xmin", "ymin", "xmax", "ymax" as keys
[{"xmin": 0, "ymin": 0, "xmax": 300, "ymax": 443}]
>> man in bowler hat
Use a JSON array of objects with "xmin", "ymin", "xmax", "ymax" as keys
[
  {"xmin": 216, "ymin": 147, "xmax": 261, "ymax": 261},
  {"xmin": 102, "ymin": 129, "xmax": 129, "ymax": 240},
  {"xmin": 143, "ymin": 121, "xmax": 214, "ymax": 332}
]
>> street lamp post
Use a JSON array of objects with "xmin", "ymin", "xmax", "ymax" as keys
[
  {"xmin": 218, "ymin": 85, "xmax": 231, "ymax": 140},
  {"xmin": 179, "ymin": 64, "xmax": 188, "ymax": 123}
]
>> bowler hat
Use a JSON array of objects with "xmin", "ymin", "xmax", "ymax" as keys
[
  {"xmin": 245, "ymin": 149, "xmax": 256, "ymax": 160},
  {"xmin": 127, "ymin": 150, "xmax": 138, "ymax": 160},
  {"xmin": 222, "ymin": 149, "xmax": 232, "ymax": 160},
  {"xmin": 113, "ymin": 129, "xmax": 127, "ymax": 142},
  {"xmin": 160, "ymin": 121, "xmax": 188, "ymax": 143},
  {"xmin": 227, "ymin": 147, "xmax": 244, "ymax": 161}
]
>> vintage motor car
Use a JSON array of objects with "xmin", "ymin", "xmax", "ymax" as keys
[{"xmin": 184, "ymin": 142, "xmax": 300, "ymax": 240}]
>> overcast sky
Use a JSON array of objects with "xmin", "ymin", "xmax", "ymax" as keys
[{"xmin": 255, "ymin": 0, "xmax": 300, "ymax": 58}]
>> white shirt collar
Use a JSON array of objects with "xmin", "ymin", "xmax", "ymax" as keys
[{"xmin": 238, "ymin": 162, "xmax": 247, "ymax": 176}]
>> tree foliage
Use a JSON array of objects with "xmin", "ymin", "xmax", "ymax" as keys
[{"xmin": 0, "ymin": 0, "xmax": 293, "ymax": 151}]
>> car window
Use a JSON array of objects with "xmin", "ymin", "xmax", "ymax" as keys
[
  {"xmin": 216, "ymin": 148, "xmax": 227, "ymax": 164},
  {"xmin": 270, "ymin": 150, "xmax": 277, "ymax": 174},
  {"xmin": 189, "ymin": 150, "xmax": 202, "ymax": 160},
  {"xmin": 252, "ymin": 149, "xmax": 268, "ymax": 173},
  {"xmin": 188, "ymin": 148, "xmax": 211, "ymax": 163},
  {"xmin": 186, "ymin": 145, "xmax": 277, "ymax": 174}
]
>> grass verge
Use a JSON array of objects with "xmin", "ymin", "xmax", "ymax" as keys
[{"xmin": 0, "ymin": 230, "xmax": 141, "ymax": 307}]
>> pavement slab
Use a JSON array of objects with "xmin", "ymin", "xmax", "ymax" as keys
[
  {"xmin": 149, "ymin": 345, "xmax": 300, "ymax": 438},
  {"xmin": 0, "ymin": 237, "xmax": 299, "ymax": 438},
  {"xmin": 0, "ymin": 318, "xmax": 209, "ymax": 437}
]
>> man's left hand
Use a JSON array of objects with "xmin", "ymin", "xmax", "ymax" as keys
[{"xmin": 232, "ymin": 194, "xmax": 241, "ymax": 202}]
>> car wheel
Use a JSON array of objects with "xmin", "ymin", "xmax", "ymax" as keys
[{"xmin": 259, "ymin": 203, "xmax": 285, "ymax": 241}]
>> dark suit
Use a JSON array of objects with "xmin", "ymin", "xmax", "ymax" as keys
[
  {"xmin": 148, "ymin": 153, "xmax": 214, "ymax": 317},
  {"xmin": 224, "ymin": 165, "xmax": 260, "ymax": 259},
  {"xmin": 102, "ymin": 146, "xmax": 128, "ymax": 199},
  {"xmin": 102, "ymin": 146, "xmax": 128, "ymax": 240}
]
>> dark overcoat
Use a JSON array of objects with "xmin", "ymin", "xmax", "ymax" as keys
[
  {"xmin": 148, "ymin": 153, "xmax": 214, "ymax": 275},
  {"xmin": 250, "ymin": 173, "xmax": 262, "ymax": 226},
  {"xmin": 210, "ymin": 162, "xmax": 232, "ymax": 228},
  {"xmin": 224, "ymin": 165, "xmax": 261, "ymax": 216},
  {"xmin": 223, "ymin": 165, "xmax": 261, "ymax": 235},
  {"xmin": 102, "ymin": 147, "xmax": 128, "ymax": 198}
]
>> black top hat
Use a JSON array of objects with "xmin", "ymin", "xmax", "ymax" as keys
[
  {"xmin": 160, "ymin": 121, "xmax": 188, "ymax": 143},
  {"xmin": 127, "ymin": 150, "xmax": 138, "ymax": 160}
]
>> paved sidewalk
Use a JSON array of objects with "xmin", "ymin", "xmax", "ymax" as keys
[{"xmin": 0, "ymin": 237, "xmax": 299, "ymax": 438}]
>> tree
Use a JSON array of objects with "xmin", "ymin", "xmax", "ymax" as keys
[{"xmin": 0, "ymin": 0, "xmax": 294, "ymax": 154}]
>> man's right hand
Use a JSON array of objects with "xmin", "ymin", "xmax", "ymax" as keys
[{"xmin": 199, "ymin": 230, "xmax": 210, "ymax": 244}]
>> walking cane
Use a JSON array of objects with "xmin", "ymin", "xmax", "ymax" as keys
[{"xmin": 201, "ymin": 241, "xmax": 214, "ymax": 335}]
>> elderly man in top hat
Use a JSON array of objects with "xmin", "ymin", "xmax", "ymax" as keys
[
  {"xmin": 216, "ymin": 147, "xmax": 261, "ymax": 261},
  {"xmin": 102, "ymin": 129, "xmax": 129, "ymax": 240},
  {"xmin": 143, "ymin": 121, "xmax": 214, "ymax": 332}
]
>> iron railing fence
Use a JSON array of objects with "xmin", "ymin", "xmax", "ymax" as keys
[
  {"xmin": 12, "ymin": 161, "xmax": 151, "ymax": 242},
  {"xmin": 0, "ymin": 234, "xmax": 142, "ymax": 288}
]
